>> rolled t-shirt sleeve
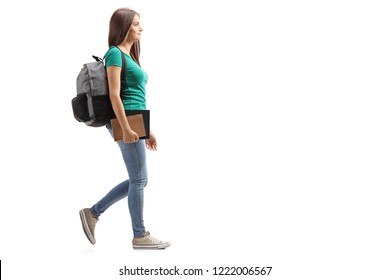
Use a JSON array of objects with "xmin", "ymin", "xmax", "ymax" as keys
[{"xmin": 104, "ymin": 47, "xmax": 122, "ymax": 68}]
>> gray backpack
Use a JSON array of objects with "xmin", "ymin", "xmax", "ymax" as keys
[{"xmin": 72, "ymin": 48, "xmax": 126, "ymax": 127}]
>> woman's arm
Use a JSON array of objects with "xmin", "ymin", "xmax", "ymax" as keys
[
  {"xmin": 106, "ymin": 66, "xmax": 139, "ymax": 143},
  {"xmin": 146, "ymin": 131, "xmax": 157, "ymax": 150}
]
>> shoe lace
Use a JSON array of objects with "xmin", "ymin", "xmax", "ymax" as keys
[{"xmin": 146, "ymin": 234, "xmax": 161, "ymax": 244}]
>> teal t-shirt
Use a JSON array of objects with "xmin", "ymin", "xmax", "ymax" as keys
[{"xmin": 104, "ymin": 46, "xmax": 148, "ymax": 110}]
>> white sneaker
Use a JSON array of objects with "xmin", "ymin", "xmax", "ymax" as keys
[
  {"xmin": 132, "ymin": 231, "xmax": 170, "ymax": 249},
  {"xmin": 79, "ymin": 208, "xmax": 98, "ymax": 245}
]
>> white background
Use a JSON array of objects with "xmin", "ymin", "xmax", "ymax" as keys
[{"xmin": 0, "ymin": 0, "xmax": 389, "ymax": 279}]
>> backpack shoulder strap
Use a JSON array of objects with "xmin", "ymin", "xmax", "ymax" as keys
[{"xmin": 120, "ymin": 51, "xmax": 127, "ymax": 88}]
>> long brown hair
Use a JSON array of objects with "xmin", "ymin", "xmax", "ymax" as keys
[{"xmin": 108, "ymin": 8, "xmax": 141, "ymax": 66}]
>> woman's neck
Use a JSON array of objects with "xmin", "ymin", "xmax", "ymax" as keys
[{"xmin": 117, "ymin": 42, "xmax": 133, "ymax": 54}]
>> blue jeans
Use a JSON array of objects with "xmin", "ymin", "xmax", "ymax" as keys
[{"xmin": 90, "ymin": 125, "xmax": 147, "ymax": 238}]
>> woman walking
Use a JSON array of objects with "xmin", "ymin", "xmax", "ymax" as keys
[{"xmin": 79, "ymin": 7, "xmax": 170, "ymax": 250}]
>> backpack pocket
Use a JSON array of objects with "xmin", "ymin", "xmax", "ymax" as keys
[
  {"xmin": 72, "ymin": 93, "xmax": 90, "ymax": 123},
  {"xmin": 91, "ymin": 95, "xmax": 115, "ymax": 126}
]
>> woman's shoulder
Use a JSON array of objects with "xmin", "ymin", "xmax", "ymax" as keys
[
  {"xmin": 104, "ymin": 46, "xmax": 122, "ymax": 66},
  {"xmin": 105, "ymin": 46, "xmax": 121, "ymax": 57}
]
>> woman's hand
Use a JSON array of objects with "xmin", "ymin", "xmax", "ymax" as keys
[
  {"xmin": 146, "ymin": 132, "xmax": 157, "ymax": 151},
  {"xmin": 123, "ymin": 129, "xmax": 139, "ymax": 144}
]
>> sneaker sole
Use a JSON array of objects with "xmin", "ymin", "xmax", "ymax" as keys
[
  {"xmin": 79, "ymin": 210, "xmax": 96, "ymax": 245},
  {"xmin": 133, "ymin": 242, "xmax": 171, "ymax": 250}
]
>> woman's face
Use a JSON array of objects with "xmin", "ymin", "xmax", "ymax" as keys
[{"xmin": 127, "ymin": 14, "xmax": 143, "ymax": 42}]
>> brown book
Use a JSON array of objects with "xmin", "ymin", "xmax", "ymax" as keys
[{"xmin": 111, "ymin": 114, "xmax": 147, "ymax": 141}]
